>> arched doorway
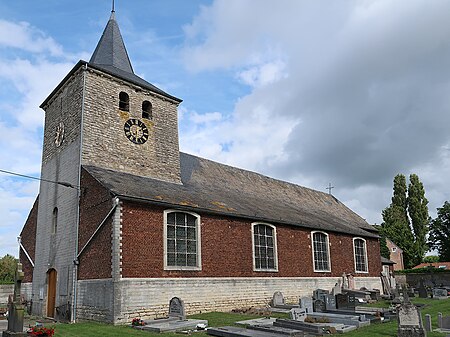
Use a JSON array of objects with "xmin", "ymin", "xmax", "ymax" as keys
[{"xmin": 47, "ymin": 269, "xmax": 57, "ymax": 318}]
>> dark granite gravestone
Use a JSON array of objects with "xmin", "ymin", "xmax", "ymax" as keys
[
  {"xmin": 437, "ymin": 314, "xmax": 450, "ymax": 332},
  {"xmin": 2, "ymin": 260, "xmax": 26, "ymax": 337},
  {"xmin": 418, "ymin": 280, "xmax": 427, "ymax": 298},
  {"xmin": 336, "ymin": 293, "xmax": 355, "ymax": 310},
  {"xmin": 397, "ymin": 303, "xmax": 426, "ymax": 337},
  {"xmin": 313, "ymin": 299, "xmax": 325, "ymax": 312},
  {"xmin": 169, "ymin": 297, "xmax": 186, "ymax": 320}
]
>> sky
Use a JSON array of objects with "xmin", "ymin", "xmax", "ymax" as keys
[{"xmin": 1, "ymin": 0, "xmax": 450, "ymax": 257}]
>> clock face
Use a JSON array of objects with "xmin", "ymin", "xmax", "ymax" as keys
[{"xmin": 124, "ymin": 118, "xmax": 149, "ymax": 144}]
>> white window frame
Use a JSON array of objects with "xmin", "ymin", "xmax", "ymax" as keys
[
  {"xmin": 251, "ymin": 222, "xmax": 278, "ymax": 272},
  {"xmin": 353, "ymin": 237, "xmax": 369, "ymax": 273},
  {"xmin": 311, "ymin": 231, "xmax": 331, "ymax": 272},
  {"xmin": 163, "ymin": 210, "xmax": 202, "ymax": 271}
]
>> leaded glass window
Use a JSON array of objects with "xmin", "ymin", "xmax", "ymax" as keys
[
  {"xmin": 354, "ymin": 238, "xmax": 368, "ymax": 272},
  {"xmin": 253, "ymin": 224, "xmax": 277, "ymax": 271},
  {"xmin": 312, "ymin": 232, "xmax": 330, "ymax": 271},
  {"xmin": 166, "ymin": 212, "xmax": 199, "ymax": 268}
]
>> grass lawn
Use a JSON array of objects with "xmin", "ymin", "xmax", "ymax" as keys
[{"xmin": 28, "ymin": 298, "xmax": 449, "ymax": 337}]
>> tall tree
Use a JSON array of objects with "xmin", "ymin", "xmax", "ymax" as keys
[
  {"xmin": 0, "ymin": 254, "xmax": 16, "ymax": 283},
  {"xmin": 407, "ymin": 174, "xmax": 429, "ymax": 266},
  {"xmin": 428, "ymin": 201, "xmax": 450, "ymax": 261},
  {"xmin": 381, "ymin": 174, "xmax": 415, "ymax": 269}
]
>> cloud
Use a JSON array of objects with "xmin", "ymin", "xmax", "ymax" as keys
[
  {"xmin": 0, "ymin": 19, "xmax": 76, "ymax": 256},
  {"xmin": 180, "ymin": 0, "xmax": 450, "ymax": 224},
  {"xmin": 0, "ymin": 20, "xmax": 63, "ymax": 56}
]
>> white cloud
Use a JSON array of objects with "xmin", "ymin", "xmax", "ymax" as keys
[
  {"xmin": 180, "ymin": 0, "xmax": 450, "ymax": 225},
  {"xmin": 237, "ymin": 60, "xmax": 287, "ymax": 88},
  {"xmin": 0, "ymin": 20, "xmax": 63, "ymax": 56}
]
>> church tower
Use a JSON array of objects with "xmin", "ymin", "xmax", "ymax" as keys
[{"xmin": 32, "ymin": 8, "xmax": 182, "ymax": 319}]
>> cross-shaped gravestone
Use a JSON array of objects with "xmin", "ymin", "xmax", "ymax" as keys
[{"xmin": 3, "ymin": 260, "xmax": 27, "ymax": 337}]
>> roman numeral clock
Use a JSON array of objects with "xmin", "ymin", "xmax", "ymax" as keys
[{"xmin": 123, "ymin": 118, "xmax": 149, "ymax": 144}]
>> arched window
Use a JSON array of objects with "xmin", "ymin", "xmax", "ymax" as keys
[
  {"xmin": 142, "ymin": 100, "xmax": 152, "ymax": 119},
  {"xmin": 353, "ymin": 238, "xmax": 368, "ymax": 273},
  {"xmin": 311, "ymin": 231, "xmax": 331, "ymax": 272},
  {"xmin": 52, "ymin": 207, "xmax": 58, "ymax": 234},
  {"xmin": 119, "ymin": 91, "xmax": 129, "ymax": 111},
  {"xmin": 164, "ymin": 210, "xmax": 201, "ymax": 270},
  {"xmin": 252, "ymin": 223, "xmax": 278, "ymax": 271}
]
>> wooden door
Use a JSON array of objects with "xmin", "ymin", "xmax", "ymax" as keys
[{"xmin": 47, "ymin": 269, "xmax": 57, "ymax": 318}]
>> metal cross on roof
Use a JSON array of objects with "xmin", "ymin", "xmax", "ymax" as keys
[{"xmin": 326, "ymin": 182, "xmax": 334, "ymax": 195}]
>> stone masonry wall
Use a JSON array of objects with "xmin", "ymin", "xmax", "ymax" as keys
[
  {"xmin": 120, "ymin": 201, "xmax": 382, "ymax": 279},
  {"xmin": 107, "ymin": 276, "xmax": 381, "ymax": 323},
  {"xmin": 32, "ymin": 68, "xmax": 84, "ymax": 317},
  {"xmin": 81, "ymin": 68, "xmax": 182, "ymax": 184}
]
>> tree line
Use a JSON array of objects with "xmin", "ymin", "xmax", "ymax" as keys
[{"xmin": 379, "ymin": 173, "xmax": 450, "ymax": 269}]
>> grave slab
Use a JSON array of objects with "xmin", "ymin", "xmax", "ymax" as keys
[
  {"xmin": 207, "ymin": 326, "xmax": 306, "ymax": 337},
  {"xmin": 136, "ymin": 319, "xmax": 208, "ymax": 333},
  {"xmin": 235, "ymin": 318, "xmax": 277, "ymax": 327},
  {"xmin": 273, "ymin": 319, "xmax": 327, "ymax": 334},
  {"xmin": 306, "ymin": 312, "xmax": 370, "ymax": 328}
]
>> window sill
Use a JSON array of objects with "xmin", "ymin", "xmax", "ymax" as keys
[
  {"xmin": 164, "ymin": 266, "xmax": 202, "ymax": 271},
  {"xmin": 355, "ymin": 270, "xmax": 369, "ymax": 274},
  {"xmin": 313, "ymin": 269, "xmax": 331, "ymax": 273},
  {"xmin": 253, "ymin": 268, "xmax": 278, "ymax": 272}
]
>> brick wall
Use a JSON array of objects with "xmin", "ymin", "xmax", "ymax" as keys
[
  {"xmin": 20, "ymin": 197, "xmax": 38, "ymax": 283},
  {"xmin": 77, "ymin": 168, "xmax": 114, "ymax": 280},
  {"xmin": 120, "ymin": 201, "xmax": 381, "ymax": 278}
]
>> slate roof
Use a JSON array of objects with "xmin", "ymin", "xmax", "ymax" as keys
[
  {"xmin": 381, "ymin": 257, "xmax": 396, "ymax": 265},
  {"xmin": 84, "ymin": 152, "xmax": 378, "ymax": 238},
  {"xmin": 41, "ymin": 11, "xmax": 181, "ymax": 108}
]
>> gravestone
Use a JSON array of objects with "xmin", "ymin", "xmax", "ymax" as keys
[
  {"xmin": 441, "ymin": 315, "xmax": 450, "ymax": 330},
  {"xmin": 437, "ymin": 313, "xmax": 442, "ymax": 328},
  {"xmin": 432, "ymin": 288, "xmax": 448, "ymax": 300},
  {"xmin": 313, "ymin": 299, "xmax": 325, "ymax": 312},
  {"xmin": 168, "ymin": 297, "xmax": 186, "ymax": 320},
  {"xmin": 289, "ymin": 308, "xmax": 306, "ymax": 321},
  {"xmin": 418, "ymin": 280, "xmax": 427, "ymax": 298},
  {"xmin": 298, "ymin": 297, "xmax": 313, "ymax": 313},
  {"xmin": 324, "ymin": 294, "xmax": 336, "ymax": 310},
  {"xmin": 271, "ymin": 291, "xmax": 285, "ymax": 307},
  {"xmin": 3, "ymin": 260, "xmax": 27, "ymax": 337},
  {"xmin": 397, "ymin": 303, "xmax": 426, "ymax": 337},
  {"xmin": 332, "ymin": 280, "xmax": 342, "ymax": 296},
  {"xmin": 312, "ymin": 289, "xmax": 329, "ymax": 301},
  {"xmin": 424, "ymin": 314, "xmax": 432, "ymax": 332},
  {"xmin": 336, "ymin": 293, "xmax": 355, "ymax": 310}
]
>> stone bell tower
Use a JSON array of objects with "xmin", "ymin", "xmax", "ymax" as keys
[{"xmin": 32, "ymin": 8, "xmax": 183, "ymax": 319}]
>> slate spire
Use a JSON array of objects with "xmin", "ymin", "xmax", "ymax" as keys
[{"xmin": 89, "ymin": 8, "xmax": 134, "ymax": 74}]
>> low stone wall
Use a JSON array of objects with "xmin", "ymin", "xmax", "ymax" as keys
[
  {"xmin": 0, "ymin": 284, "xmax": 13, "ymax": 305},
  {"xmin": 76, "ymin": 276, "xmax": 381, "ymax": 324},
  {"xmin": 395, "ymin": 272, "xmax": 450, "ymax": 287}
]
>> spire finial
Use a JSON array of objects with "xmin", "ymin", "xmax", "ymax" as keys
[{"xmin": 112, "ymin": 0, "xmax": 115, "ymax": 13}]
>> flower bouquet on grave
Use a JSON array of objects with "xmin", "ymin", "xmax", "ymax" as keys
[
  {"xmin": 131, "ymin": 318, "xmax": 146, "ymax": 326},
  {"xmin": 27, "ymin": 326, "xmax": 55, "ymax": 337}
]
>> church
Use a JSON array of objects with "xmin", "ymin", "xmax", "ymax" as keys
[{"xmin": 18, "ymin": 8, "xmax": 382, "ymax": 324}]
